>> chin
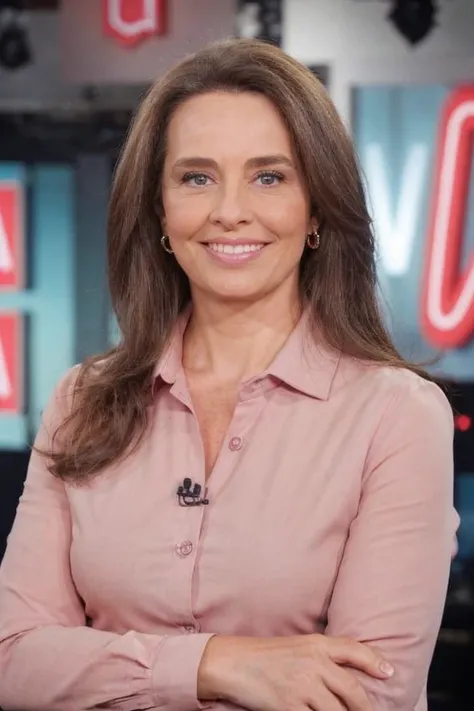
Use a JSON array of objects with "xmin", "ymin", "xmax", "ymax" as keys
[
  {"xmin": 201, "ymin": 279, "xmax": 267, "ymax": 304},
  {"xmin": 211, "ymin": 288, "xmax": 264, "ymax": 304}
]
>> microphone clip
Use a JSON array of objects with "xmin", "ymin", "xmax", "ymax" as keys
[{"xmin": 177, "ymin": 478, "xmax": 209, "ymax": 507}]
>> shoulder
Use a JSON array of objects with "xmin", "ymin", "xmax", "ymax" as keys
[
  {"xmin": 376, "ymin": 365, "xmax": 452, "ymax": 430},
  {"xmin": 41, "ymin": 353, "xmax": 127, "ymax": 442},
  {"xmin": 46, "ymin": 356, "xmax": 113, "ymax": 415},
  {"xmin": 45, "ymin": 365, "xmax": 81, "ymax": 412},
  {"xmin": 338, "ymin": 356, "xmax": 453, "ymax": 431},
  {"xmin": 344, "ymin": 363, "xmax": 454, "ymax": 483},
  {"xmin": 334, "ymin": 358, "xmax": 454, "ymax": 482},
  {"xmin": 37, "ymin": 365, "xmax": 82, "ymax": 444},
  {"xmin": 41, "ymin": 358, "xmax": 112, "ymax": 438}
]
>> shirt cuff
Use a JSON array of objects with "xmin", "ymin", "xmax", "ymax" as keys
[{"xmin": 152, "ymin": 632, "xmax": 216, "ymax": 711}]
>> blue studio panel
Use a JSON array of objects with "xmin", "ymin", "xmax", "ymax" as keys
[
  {"xmin": 353, "ymin": 85, "xmax": 474, "ymax": 380},
  {"xmin": 456, "ymin": 475, "xmax": 474, "ymax": 563},
  {"xmin": 0, "ymin": 162, "xmax": 75, "ymax": 450}
]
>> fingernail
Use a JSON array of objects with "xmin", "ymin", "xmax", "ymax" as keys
[{"xmin": 380, "ymin": 661, "xmax": 394, "ymax": 677}]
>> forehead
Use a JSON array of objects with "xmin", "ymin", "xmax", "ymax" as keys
[{"xmin": 165, "ymin": 91, "xmax": 293, "ymax": 157}]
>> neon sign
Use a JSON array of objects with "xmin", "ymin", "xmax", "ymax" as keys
[{"xmin": 422, "ymin": 86, "xmax": 474, "ymax": 349}]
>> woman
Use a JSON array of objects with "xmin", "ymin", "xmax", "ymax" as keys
[{"xmin": 0, "ymin": 39, "xmax": 457, "ymax": 711}]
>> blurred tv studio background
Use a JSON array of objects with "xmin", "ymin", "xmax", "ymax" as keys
[{"xmin": 0, "ymin": 1, "xmax": 474, "ymax": 708}]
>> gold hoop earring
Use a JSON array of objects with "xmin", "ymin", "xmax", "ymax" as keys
[
  {"xmin": 161, "ymin": 234, "xmax": 173, "ymax": 254},
  {"xmin": 306, "ymin": 229, "xmax": 320, "ymax": 250}
]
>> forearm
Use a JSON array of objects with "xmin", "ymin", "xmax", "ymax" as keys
[{"xmin": 0, "ymin": 625, "xmax": 214, "ymax": 711}]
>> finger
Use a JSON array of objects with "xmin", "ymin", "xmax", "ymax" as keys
[
  {"xmin": 323, "ymin": 662, "xmax": 372, "ymax": 711},
  {"xmin": 325, "ymin": 637, "xmax": 394, "ymax": 680},
  {"xmin": 307, "ymin": 681, "xmax": 346, "ymax": 711}
]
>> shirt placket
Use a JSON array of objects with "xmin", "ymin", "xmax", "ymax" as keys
[
  {"xmin": 166, "ymin": 379, "xmax": 205, "ymax": 634},
  {"xmin": 167, "ymin": 376, "xmax": 272, "ymax": 633}
]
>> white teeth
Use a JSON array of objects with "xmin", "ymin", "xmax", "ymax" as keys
[{"xmin": 207, "ymin": 243, "xmax": 264, "ymax": 254}]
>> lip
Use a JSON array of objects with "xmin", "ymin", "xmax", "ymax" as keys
[{"xmin": 202, "ymin": 240, "xmax": 269, "ymax": 267}]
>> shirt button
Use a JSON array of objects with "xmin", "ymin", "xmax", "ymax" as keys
[
  {"xmin": 176, "ymin": 541, "xmax": 193, "ymax": 557},
  {"xmin": 229, "ymin": 436, "xmax": 243, "ymax": 451},
  {"xmin": 183, "ymin": 625, "xmax": 197, "ymax": 633}
]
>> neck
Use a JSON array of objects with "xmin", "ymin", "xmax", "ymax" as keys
[{"xmin": 183, "ymin": 288, "xmax": 301, "ymax": 382}]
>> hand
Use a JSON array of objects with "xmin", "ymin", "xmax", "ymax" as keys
[{"xmin": 198, "ymin": 634, "xmax": 394, "ymax": 711}]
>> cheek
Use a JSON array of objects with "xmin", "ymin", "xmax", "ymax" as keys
[
  {"xmin": 258, "ymin": 197, "xmax": 308, "ymax": 238},
  {"xmin": 162, "ymin": 191, "xmax": 209, "ymax": 238}
]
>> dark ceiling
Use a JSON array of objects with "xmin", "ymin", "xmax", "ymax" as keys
[{"xmin": 24, "ymin": 0, "xmax": 59, "ymax": 9}]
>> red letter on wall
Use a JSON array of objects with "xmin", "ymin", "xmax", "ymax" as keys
[
  {"xmin": 0, "ymin": 181, "xmax": 25, "ymax": 291},
  {"xmin": 0, "ymin": 313, "xmax": 24, "ymax": 414},
  {"xmin": 103, "ymin": 0, "xmax": 167, "ymax": 48},
  {"xmin": 421, "ymin": 86, "xmax": 474, "ymax": 348}
]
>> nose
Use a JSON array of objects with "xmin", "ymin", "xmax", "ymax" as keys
[{"xmin": 209, "ymin": 180, "xmax": 252, "ymax": 231}]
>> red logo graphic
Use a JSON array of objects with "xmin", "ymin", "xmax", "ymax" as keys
[
  {"xmin": 103, "ymin": 0, "xmax": 167, "ymax": 48},
  {"xmin": 0, "ymin": 313, "xmax": 24, "ymax": 414},
  {"xmin": 422, "ymin": 86, "xmax": 474, "ymax": 348},
  {"xmin": 0, "ymin": 181, "xmax": 25, "ymax": 291}
]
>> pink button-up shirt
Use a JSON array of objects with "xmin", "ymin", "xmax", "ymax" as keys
[{"xmin": 0, "ymin": 314, "xmax": 458, "ymax": 711}]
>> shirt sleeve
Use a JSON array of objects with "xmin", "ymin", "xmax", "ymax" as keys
[
  {"xmin": 0, "ymin": 370, "xmax": 215, "ymax": 711},
  {"xmin": 325, "ymin": 376, "xmax": 459, "ymax": 710}
]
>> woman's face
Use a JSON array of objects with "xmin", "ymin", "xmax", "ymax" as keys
[{"xmin": 161, "ymin": 91, "xmax": 315, "ymax": 305}]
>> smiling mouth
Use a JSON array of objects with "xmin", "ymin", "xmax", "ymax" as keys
[
  {"xmin": 206, "ymin": 242, "xmax": 265, "ymax": 255},
  {"xmin": 201, "ymin": 241, "xmax": 268, "ymax": 266}
]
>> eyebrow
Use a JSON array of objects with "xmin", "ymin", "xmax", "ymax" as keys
[{"xmin": 171, "ymin": 154, "xmax": 295, "ymax": 170}]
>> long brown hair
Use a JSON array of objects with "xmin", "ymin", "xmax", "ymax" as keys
[{"xmin": 40, "ymin": 38, "xmax": 430, "ymax": 484}]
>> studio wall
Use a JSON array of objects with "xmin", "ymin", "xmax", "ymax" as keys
[
  {"xmin": 0, "ymin": 163, "xmax": 75, "ymax": 449},
  {"xmin": 1, "ymin": 0, "xmax": 474, "ymax": 450},
  {"xmin": 353, "ymin": 84, "xmax": 474, "ymax": 379}
]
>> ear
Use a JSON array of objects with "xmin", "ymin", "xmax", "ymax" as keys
[
  {"xmin": 160, "ymin": 212, "xmax": 167, "ymax": 233},
  {"xmin": 154, "ymin": 198, "xmax": 165, "ymax": 225}
]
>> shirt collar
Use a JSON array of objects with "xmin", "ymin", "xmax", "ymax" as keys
[
  {"xmin": 263, "ymin": 311, "xmax": 341, "ymax": 400},
  {"xmin": 153, "ymin": 308, "xmax": 341, "ymax": 401}
]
